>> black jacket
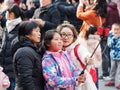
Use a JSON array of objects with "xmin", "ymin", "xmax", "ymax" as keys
[
  {"xmin": 13, "ymin": 37, "xmax": 45, "ymax": 90},
  {"xmin": 24, "ymin": 7, "xmax": 36, "ymax": 19},
  {"xmin": 33, "ymin": 3, "xmax": 61, "ymax": 38},
  {"xmin": 57, "ymin": 2, "xmax": 83, "ymax": 33},
  {"xmin": 0, "ymin": 25, "xmax": 19, "ymax": 80}
]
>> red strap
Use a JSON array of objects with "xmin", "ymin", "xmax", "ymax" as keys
[{"xmin": 74, "ymin": 44, "xmax": 85, "ymax": 68}]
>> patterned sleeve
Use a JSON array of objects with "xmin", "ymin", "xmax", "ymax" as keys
[
  {"xmin": 42, "ymin": 56, "xmax": 77, "ymax": 88},
  {"xmin": 65, "ymin": 51, "xmax": 81, "ymax": 77},
  {"xmin": 69, "ymin": 59, "xmax": 81, "ymax": 77},
  {"xmin": 107, "ymin": 32, "xmax": 115, "ymax": 48}
]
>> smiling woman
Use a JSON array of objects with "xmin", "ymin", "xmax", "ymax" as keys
[
  {"xmin": 12, "ymin": 20, "xmax": 45, "ymax": 90},
  {"xmin": 18, "ymin": 21, "xmax": 41, "ymax": 46},
  {"xmin": 57, "ymin": 23, "xmax": 97, "ymax": 90}
]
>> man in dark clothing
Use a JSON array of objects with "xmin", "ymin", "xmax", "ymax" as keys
[
  {"xmin": 0, "ymin": 4, "xmax": 24, "ymax": 90},
  {"xmin": 57, "ymin": 0, "xmax": 83, "ymax": 33},
  {"xmin": 24, "ymin": 0, "xmax": 39, "ymax": 19},
  {"xmin": 32, "ymin": 0, "xmax": 61, "ymax": 39}
]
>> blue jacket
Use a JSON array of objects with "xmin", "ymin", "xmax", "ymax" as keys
[{"xmin": 107, "ymin": 31, "xmax": 120, "ymax": 60}]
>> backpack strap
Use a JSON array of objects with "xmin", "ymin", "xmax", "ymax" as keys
[{"xmin": 74, "ymin": 44, "xmax": 85, "ymax": 68}]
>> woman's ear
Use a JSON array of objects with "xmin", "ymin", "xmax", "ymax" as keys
[{"xmin": 25, "ymin": 34, "xmax": 31, "ymax": 38}]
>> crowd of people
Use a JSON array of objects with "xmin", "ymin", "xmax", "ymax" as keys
[{"xmin": 0, "ymin": 0, "xmax": 120, "ymax": 90}]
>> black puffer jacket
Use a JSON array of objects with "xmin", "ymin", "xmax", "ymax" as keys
[
  {"xmin": 0, "ymin": 25, "xmax": 19, "ymax": 80},
  {"xmin": 13, "ymin": 37, "xmax": 45, "ymax": 90}
]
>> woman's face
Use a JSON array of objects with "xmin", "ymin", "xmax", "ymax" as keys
[
  {"xmin": 6, "ymin": 11, "xmax": 13, "ymax": 20},
  {"xmin": 48, "ymin": 33, "xmax": 63, "ymax": 52},
  {"xmin": 60, "ymin": 27, "xmax": 74, "ymax": 47},
  {"xmin": 26, "ymin": 27, "xmax": 41, "ymax": 44}
]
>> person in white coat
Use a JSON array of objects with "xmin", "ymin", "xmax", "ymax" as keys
[{"xmin": 57, "ymin": 22, "xmax": 97, "ymax": 90}]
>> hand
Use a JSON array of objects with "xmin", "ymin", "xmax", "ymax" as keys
[
  {"xmin": 35, "ymin": 19, "xmax": 45, "ymax": 27},
  {"xmin": 83, "ymin": 0, "xmax": 89, "ymax": 6},
  {"xmin": 85, "ymin": 56, "xmax": 93, "ymax": 65},
  {"xmin": 79, "ymin": 0, "xmax": 84, "ymax": 6},
  {"xmin": 19, "ymin": 3, "xmax": 27, "ymax": 10}
]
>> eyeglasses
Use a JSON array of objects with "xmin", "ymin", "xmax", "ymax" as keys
[{"xmin": 61, "ymin": 33, "xmax": 73, "ymax": 38}]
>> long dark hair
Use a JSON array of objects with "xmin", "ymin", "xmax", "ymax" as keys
[
  {"xmin": 93, "ymin": 0, "xmax": 107, "ymax": 18},
  {"xmin": 18, "ymin": 20, "xmax": 39, "ymax": 42}
]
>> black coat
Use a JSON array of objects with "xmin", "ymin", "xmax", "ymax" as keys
[
  {"xmin": 24, "ymin": 7, "xmax": 36, "ymax": 19},
  {"xmin": 0, "ymin": 25, "xmax": 19, "ymax": 80},
  {"xmin": 33, "ymin": 3, "xmax": 61, "ymax": 39},
  {"xmin": 13, "ymin": 37, "xmax": 45, "ymax": 90},
  {"xmin": 57, "ymin": 2, "xmax": 83, "ymax": 33}
]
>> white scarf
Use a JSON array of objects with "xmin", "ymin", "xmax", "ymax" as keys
[{"xmin": 6, "ymin": 17, "xmax": 22, "ymax": 33}]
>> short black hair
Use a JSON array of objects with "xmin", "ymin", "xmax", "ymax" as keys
[{"xmin": 18, "ymin": 20, "xmax": 39, "ymax": 37}]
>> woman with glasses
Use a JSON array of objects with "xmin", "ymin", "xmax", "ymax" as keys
[{"xmin": 57, "ymin": 22, "xmax": 97, "ymax": 90}]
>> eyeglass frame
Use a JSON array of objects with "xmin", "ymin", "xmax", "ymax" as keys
[{"xmin": 61, "ymin": 33, "xmax": 74, "ymax": 38}]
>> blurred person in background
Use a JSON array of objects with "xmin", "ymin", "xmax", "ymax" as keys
[
  {"xmin": 57, "ymin": 0, "xmax": 83, "ymax": 33},
  {"xmin": 76, "ymin": 0, "xmax": 110, "ymax": 80},
  {"xmin": 100, "ymin": 0, "xmax": 120, "ymax": 80},
  {"xmin": 117, "ymin": 0, "xmax": 120, "ymax": 17},
  {"xmin": 105, "ymin": 23, "xmax": 120, "ymax": 89},
  {"xmin": 0, "ymin": 0, "xmax": 14, "ymax": 28},
  {"xmin": 32, "ymin": 0, "xmax": 61, "ymax": 40},
  {"xmin": 104, "ymin": 0, "xmax": 120, "ymax": 29},
  {"xmin": 24, "ymin": 0, "xmax": 40, "ymax": 19},
  {"xmin": 76, "ymin": 0, "xmax": 107, "ymax": 38},
  {"xmin": 0, "ymin": 4, "xmax": 25, "ymax": 90}
]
